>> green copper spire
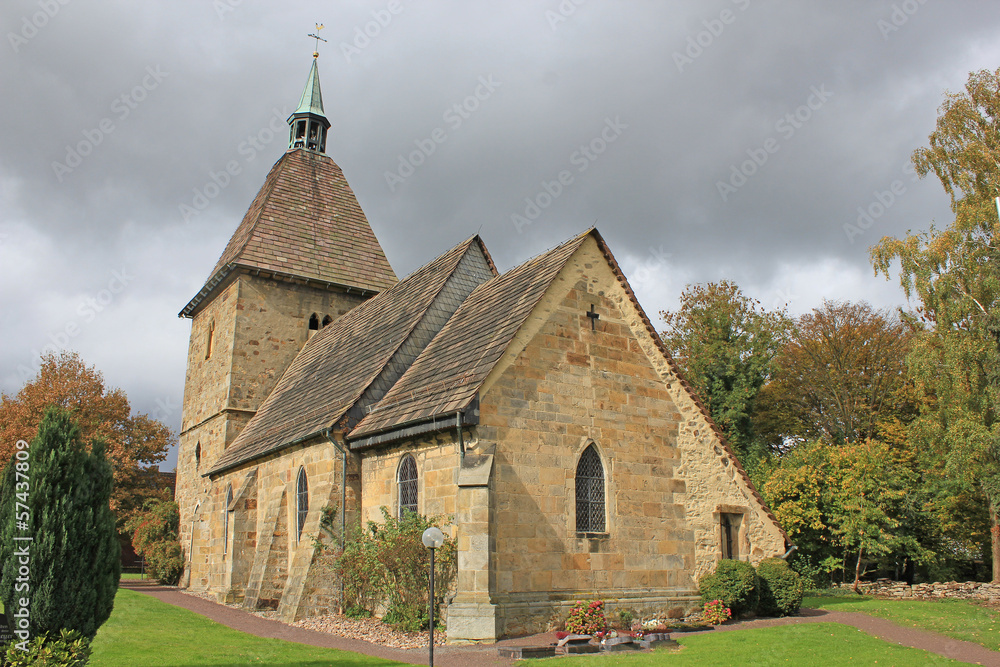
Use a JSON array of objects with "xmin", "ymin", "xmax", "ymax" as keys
[
  {"xmin": 294, "ymin": 57, "xmax": 327, "ymax": 118},
  {"xmin": 287, "ymin": 55, "xmax": 331, "ymax": 153}
]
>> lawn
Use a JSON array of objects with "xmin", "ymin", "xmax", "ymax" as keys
[
  {"xmin": 805, "ymin": 593, "xmax": 1000, "ymax": 651},
  {"xmin": 545, "ymin": 623, "xmax": 957, "ymax": 665},
  {"xmin": 89, "ymin": 589, "xmax": 403, "ymax": 667}
]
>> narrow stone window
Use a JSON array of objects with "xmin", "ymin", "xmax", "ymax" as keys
[
  {"xmin": 398, "ymin": 455, "xmax": 418, "ymax": 518},
  {"xmin": 308, "ymin": 313, "xmax": 319, "ymax": 330},
  {"xmin": 576, "ymin": 445, "xmax": 605, "ymax": 533},
  {"xmin": 195, "ymin": 442, "xmax": 201, "ymax": 471},
  {"xmin": 721, "ymin": 513, "xmax": 742, "ymax": 559},
  {"xmin": 223, "ymin": 484, "xmax": 233, "ymax": 556},
  {"xmin": 205, "ymin": 319, "xmax": 215, "ymax": 359},
  {"xmin": 296, "ymin": 467, "xmax": 309, "ymax": 542},
  {"xmin": 322, "ymin": 315, "xmax": 333, "ymax": 327}
]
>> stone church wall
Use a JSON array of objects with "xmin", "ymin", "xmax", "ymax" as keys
[
  {"xmin": 177, "ymin": 280, "xmax": 240, "ymax": 591},
  {"xmin": 475, "ymin": 245, "xmax": 696, "ymax": 636},
  {"xmin": 468, "ymin": 237, "xmax": 786, "ymax": 637},
  {"xmin": 176, "ymin": 270, "xmax": 368, "ymax": 603},
  {"xmin": 360, "ymin": 430, "xmax": 462, "ymax": 523},
  {"xmin": 228, "ymin": 274, "xmax": 365, "ymax": 413}
]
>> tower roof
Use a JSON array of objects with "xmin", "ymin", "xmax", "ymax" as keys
[
  {"xmin": 179, "ymin": 149, "xmax": 397, "ymax": 317},
  {"xmin": 293, "ymin": 57, "xmax": 327, "ymax": 119}
]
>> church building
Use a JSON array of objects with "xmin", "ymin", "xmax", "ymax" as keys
[{"xmin": 174, "ymin": 54, "xmax": 789, "ymax": 642}]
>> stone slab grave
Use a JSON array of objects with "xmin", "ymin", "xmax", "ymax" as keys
[
  {"xmin": 556, "ymin": 633, "xmax": 600, "ymax": 654},
  {"xmin": 602, "ymin": 636, "xmax": 641, "ymax": 652},
  {"xmin": 636, "ymin": 633, "xmax": 679, "ymax": 650},
  {"xmin": 497, "ymin": 646, "xmax": 557, "ymax": 659},
  {"xmin": 497, "ymin": 631, "xmax": 680, "ymax": 658}
]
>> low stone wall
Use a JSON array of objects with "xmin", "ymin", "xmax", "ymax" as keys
[{"xmin": 840, "ymin": 579, "xmax": 1000, "ymax": 602}]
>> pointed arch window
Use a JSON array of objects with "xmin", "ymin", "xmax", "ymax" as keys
[
  {"xmin": 223, "ymin": 484, "xmax": 233, "ymax": 556},
  {"xmin": 308, "ymin": 313, "xmax": 319, "ymax": 331},
  {"xmin": 296, "ymin": 467, "xmax": 309, "ymax": 541},
  {"xmin": 576, "ymin": 445, "xmax": 605, "ymax": 533},
  {"xmin": 398, "ymin": 455, "xmax": 418, "ymax": 518},
  {"xmin": 205, "ymin": 320, "xmax": 215, "ymax": 359},
  {"xmin": 321, "ymin": 315, "xmax": 333, "ymax": 327}
]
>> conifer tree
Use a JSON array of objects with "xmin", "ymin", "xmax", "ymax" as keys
[{"xmin": 0, "ymin": 407, "xmax": 120, "ymax": 639}]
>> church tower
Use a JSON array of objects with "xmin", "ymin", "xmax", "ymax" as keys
[{"xmin": 175, "ymin": 52, "xmax": 397, "ymax": 589}]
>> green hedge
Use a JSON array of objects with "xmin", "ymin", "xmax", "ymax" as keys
[
  {"xmin": 757, "ymin": 557, "xmax": 804, "ymax": 617},
  {"xmin": 699, "ymin": 560, "xmax": 759, "ymax": 617},
  {"xmin": 699, "ymin": 558, "xmax": 805, "ymax": 619}
]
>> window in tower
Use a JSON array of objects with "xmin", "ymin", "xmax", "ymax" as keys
[{"xmin": 205, "ymin": 320, "xmax": 215, "ymax": 359}]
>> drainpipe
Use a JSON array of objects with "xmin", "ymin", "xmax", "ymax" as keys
[
  {"xmin": 187, "ymin": 502, "xmax": 201, "ymax": 588},
  {"xmin": 323, "ymin": 429, "xmax": 348, "ymax": 549},
  {"xmin": 324, "ymin": 429, "xmax": 349, "ymax": 614},
  {"xmin": 456, "ymin": 411, "xmax": 464, "ymax": 464},
  {"xmin": 781, "ymin": 545, "xmax": 798, "ymax": 560}
]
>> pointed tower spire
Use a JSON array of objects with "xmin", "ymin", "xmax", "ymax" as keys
[{"xmin": 288, "ymin": 25, "xmax": 331, "ymax": 153}]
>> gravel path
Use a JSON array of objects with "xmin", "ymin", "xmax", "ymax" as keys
[{"xmin": 120, "ymin": 581, "xmax": 1000, "ymax": 665}]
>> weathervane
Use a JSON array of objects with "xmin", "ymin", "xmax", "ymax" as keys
[{"xmin": 307, "ymin": 23, "xmax": 326, "ymax": 58}]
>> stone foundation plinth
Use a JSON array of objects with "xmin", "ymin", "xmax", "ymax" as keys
[{"xmin": 446, "ymin": 601, "xmax": 500, "ymax": 642}]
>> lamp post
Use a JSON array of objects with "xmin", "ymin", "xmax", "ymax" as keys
[{"xmin": 421, "ymin": 526, "xmax": 445, "ymax": 667}]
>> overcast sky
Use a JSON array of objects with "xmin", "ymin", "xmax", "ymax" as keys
[{"xmin": 2, "ymin": 1, "xmax": 998, "ymax": 471}]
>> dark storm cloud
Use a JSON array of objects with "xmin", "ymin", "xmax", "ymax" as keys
[{"xmin": 1, "ymin": 0, "xmax": 998, "ymax": 470}]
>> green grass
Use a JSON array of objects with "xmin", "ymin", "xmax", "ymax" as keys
[
  {"xmin": 541, "ymin": 623, "xmax": 958, "ymax": 665},
  {"xmin": 90, "ymin": 589, "xmax": 403, "ymax": 666},
  {"xmin": 805, "ymin": 594, "xmax": 1000, "ymax": 651},
  {"xmin": 119, "ymin": 573, "xmax": 147, "ymax": 580}
]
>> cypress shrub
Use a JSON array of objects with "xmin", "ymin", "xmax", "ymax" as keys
[
  {"xmin": 698, "ymin": 560, "xmax": 759, "ymax": 617},
  {"xmin": 0, "ymin": 407, "xmax": 121, "ymax": 641},
  {"xmin": 756, "ymin": 557, "xmax": 804, "ymax": 617}
]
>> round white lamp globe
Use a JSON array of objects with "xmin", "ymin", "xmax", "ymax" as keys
[{"xmin": 422, "ymin": 526, "xmax": 445, "ymax": 548}]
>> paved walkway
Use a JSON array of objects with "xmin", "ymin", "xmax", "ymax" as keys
[{"xmin": 120, "ymin": 581, "xmax": 1000, "ymax": 665}]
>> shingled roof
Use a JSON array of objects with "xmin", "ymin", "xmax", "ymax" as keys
[
  {"xmin": 180, "ymin": 148, "xmax": 396, "ymax": 317},
  {"xmin": 345, "ymin": 227, "xmax": 787, "ymax": 542},
  {"xmin": 206, "ymin": 235, "xmax": 495, "ymax": 476},
  {"xmin": 349, "ymin": 230, "xmax": 591, "ymax": 443}
]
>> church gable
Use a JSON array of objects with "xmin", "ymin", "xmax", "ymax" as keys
[{"xmin": 477, "ymin": 241, "xmax": 692, "ymax": 600}]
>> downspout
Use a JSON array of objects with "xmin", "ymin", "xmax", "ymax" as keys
[
  {"xmin": 323, "ymin": 429, "xmax": 348, "ymax": 549},
  {"xmin": 324, "ymin": 428, "xmax": 348, "ymax": 614},
  {"xmin": 781, "ymin": 545, "xmax": 798, "ymax": 560},
  {"xmin": 456, "ymin": 411, "xmax": 464, "ymax": 464}
]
